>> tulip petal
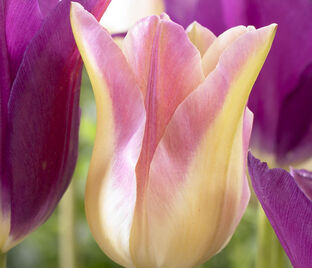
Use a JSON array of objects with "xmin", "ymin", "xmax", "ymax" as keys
[
  {"xmin": 241, "ymin": 0, "xmax": 312, "ymax": 161},
  {"xmin": 186, "ymin": 21, "xmax": 216, "ymax": 57},
  {"xmin": 164, "ymin": 0, "xmax": 244, "ymax": 36},
  {"xmin": 4, "ymin": 0, "xmax": 43, "ymax": 80},
  {"xmin": 275, "ymin": 64, "xmax": 312, "ymax": 164},
  {"xmin": 2, "ymin": 0, "xmax": 110, "ymax": 250},
  {"xmin": 0, "ymin": 1, "xmax": 10, "ymax": 241},
  {"xmin": 38, "ymin": 0, "xmax": 59, "ymax": 17},
  {"xmin": 202, "ymin": 25, "xmax": 252, "ymax": 77},
  {"xmin": 0, "ymin": 0, "xmax": 10, "ymax": 99},
  {"xmin": 130, "ymin": 24, "xmax": 276, "ymax": 268},
  {"xmin": 0, "ymin": 0, "xmax": 14, "ymax": 252},
  {"xmin": 4, "ymin": 0, "xmax": 109, "ymax": 83},
  {"xmin": 248, "ymin": 153, "xmax": 312, "ymax": 268},
  {"xmin": 291, "ymin": 168, "xmax": 312, "ymax": 202},
  {"xmin": 71, "ymin": 3, "xmax": 145, "ymax": 267},
  {"xmin": 123, "ymin": 14, "xmax": 204, "ymax": 204},
  {"xmin": 0, "ymin": 0, "xmax": 10, "ymax": 202}
]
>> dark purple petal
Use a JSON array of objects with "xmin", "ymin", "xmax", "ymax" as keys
[
  {"xmin": 0, "ymin": 0, "xmax": 10, "ymax": 92},
  {"xmin": 4, "ymin": 0, "xmax": 110, "ymax": 243},
  {"xmin": 248, "ymin": 152, "xmax": 312, "ymax": 268},
  {"xmin": 164, "ymin": 0, "xmax": 312, "ymax": 164},
  {"xmin": 291, "ymin": 168, "xmax": 312, "ymax": 202},
  {"xmin": 0, "ymin": 0, "xmax": 10, "ymax": 216},
  {"xmin": 164, "ymin": 0, "xmax": 247, "ymax": 35},
  {"xmin": 38, "ymin": 0, "xmax": 59, "ymax": 17},
  {"xmin": 4, "ymin": 0, "xmax": 43, "ymax": 81},
  {"xmin": 275, "ymin": 64, "xmax": 312, "ymax": 165},
  {"xmin": 248, "ymin": 0, "xmax": 312, "ymax": 159}
]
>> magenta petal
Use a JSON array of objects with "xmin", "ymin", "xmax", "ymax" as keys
[
  {"xmin": 240, "ymin": 0, "xmax": 312, "ymax": 162},
  {"xmin": 5, "ymin": 0, "xmax": 43, "ymax": 80},
  {"xmin": 38, "ymin": 0, "xmax": 59, "ymax": 17},
  {"xmin": 4, "ymin": 0, "xmax": 109, "ymax": 243},
  {"xmin": 275, "ymin": 64, "xmax": 312, "ymax": 165},
  {"xmin": 164, "ymin": 0, "xmax": 240, "ymax": 35},
  {"xmin": 0, "ymin": 0, "xmax": 10, "ymax": 93},
  {"xmin": 248, "ymin": 152, "xmax": 312, "ymax": 268},
  {"xmin": 0, "ymin": 0, "xmax": 10, "ymax": 216}
]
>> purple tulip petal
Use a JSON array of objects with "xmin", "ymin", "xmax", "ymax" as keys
[
  {"xmin": 0, "ymin": 0, "xmax": 10, "ymax": 93},
  {"xmin": 5, "ymin": 0, "xmax": 43, "ymax": 81},
  {"xmin": 247, "ymin": 0, "xmax": 312, "ymax": 162},
  {"xmin": 248, "ymin": 152, "xmax": 312, "ymax": 268},
  {"xmin": 3, "ymin": 0, "xmax": 110, "ymax": 246},
  {"xmin": 164, "ymin": 0, "xmax": 247, "ymax": 35},
  {"xmin": 275, "ymin": 64, "xmax": 312, "ymax": 164},
  {"xmin": 38, "ymin": 0, "xmax": 59, "ymax": 17},
  {"xmin": 164, "ymin": 0, "xmax": 312, "ymax": 164},
  {"xmin": 0, "ymin": 0, "xmax": 10, "ymax": 216},
  {"xmin": 164, "ymin": 0, "xmax": 221, "ymax": 34}
]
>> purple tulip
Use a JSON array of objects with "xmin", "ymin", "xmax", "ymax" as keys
[
  {"xmin": 0, "ymin": 0, "xmax": 110, "ymax": 251},
  {"xmin": 164, "ymin": 0, "xmax": 312, "ymax": 166},
  {"xmin": 248, "ymin": 152, "xmax": 312, "ymax": 268}
]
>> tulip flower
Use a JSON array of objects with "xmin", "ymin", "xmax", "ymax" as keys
[
  {"xmin": 164, "ymin": 0, "xmax": 312, "ymax": 166},
  {"xmin": 71, "ymin": 2, "xmax": 276, "ymax": 267},
  {"xmin": 0, "ymin": 0, "xmax": 110, "ymax": 252},
  {"xmin": 248, "ymin": 153, "xmax": 312, "ymax": 268}
]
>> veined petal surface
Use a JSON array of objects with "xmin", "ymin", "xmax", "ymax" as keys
[
  {"xmin": 129, "ymin": 24, "xmax": 276, "ymax": 268},
  {"xmin": 123, "ymin": 15, "xmax": 204, "ymax": 205},
  {"xmin": 0, "ymin": 0, "xmax": 10, "ymax": 101},
  {"xmin": 248, "ymin": 153, "xmax": 312, "ymax": 268},
  {"xmin": 38, "ymin": 0, "xmax": 59, "ymax": 17},
  {"xmin": 71, "ymin": 3, "xmax": 145, "ymax": 267},
  {"xmin": 4, "ymin": 0, "xmax": 43, "ymax": 80}
]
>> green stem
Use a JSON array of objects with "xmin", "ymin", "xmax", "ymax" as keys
[
  {"xmin": 0, "ymin": 253, "xmax": 6, "ymax": 268},
  {"xmin": 58, "ymin": 182, "xmax": 76, "ymax": 268},
  {"xmin": 256, "ymin": 206, "xmax": 288, "ymax": 268}
]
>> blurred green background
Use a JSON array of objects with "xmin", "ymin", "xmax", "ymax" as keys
[{"xmin": 7, "ymin": 70, "xmax": 259, "ymax": 268}]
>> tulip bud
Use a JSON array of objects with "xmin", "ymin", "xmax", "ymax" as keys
[{"xmin": 71, "ymin": 3, "xmax": 276, "ymax": 267}]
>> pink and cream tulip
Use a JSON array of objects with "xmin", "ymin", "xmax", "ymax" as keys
[{"xmin": 70, "ymin": 3, "xmax": 276, "ymax": 267}]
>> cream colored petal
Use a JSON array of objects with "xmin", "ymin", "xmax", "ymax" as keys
[
  {"xmin": 71, "ymin": 3, "xmax": 145, "ymax": 267},
  {"xmin": 202, "ymin": 25, "xmax": 255, "ymax": 77},
  {"xmin": 186, "ymin": 21, "xmax": 216, "ymax": 56}
]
